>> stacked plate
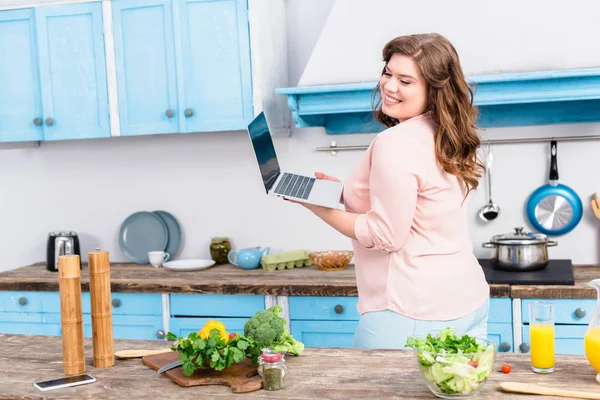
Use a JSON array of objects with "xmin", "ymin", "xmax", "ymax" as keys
[{"xmin": 119, "ymin": 210, "xmax": 182, "ymax": 264}]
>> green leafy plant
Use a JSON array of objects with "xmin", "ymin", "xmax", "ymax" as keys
[{"xmin": 166, "ymin": 329, "xmax": 260, "ymax": 375}]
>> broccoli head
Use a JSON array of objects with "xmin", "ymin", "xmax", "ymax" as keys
[{"xmin": 244, "ymin": 305, "xmax": 286, "ymax": 347}]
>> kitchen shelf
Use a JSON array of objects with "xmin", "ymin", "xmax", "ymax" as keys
[{"xmin": 276, "ymin": 68, "xmax": 600, "ymax": 134}]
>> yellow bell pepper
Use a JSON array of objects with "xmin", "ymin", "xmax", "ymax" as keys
[{"xmin": 198, "ymin": 320, "xmax": 229, "ymax": 343}]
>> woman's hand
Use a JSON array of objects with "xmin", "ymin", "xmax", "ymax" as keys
[{"xmin": 315, "ymin": 172, "xmax": 344, "ymax": 204}]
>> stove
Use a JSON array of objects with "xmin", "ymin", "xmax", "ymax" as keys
[{"xmin": 478, "ymin": 259, "xmax": 575, "ymax": 285}]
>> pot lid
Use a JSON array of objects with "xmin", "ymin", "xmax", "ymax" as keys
[{"xmin": 490, "ymin": 227, "xmax": 549, "ymax": 245}]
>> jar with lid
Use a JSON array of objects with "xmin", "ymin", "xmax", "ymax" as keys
[
  {"xmin": 209, "ymin": 237, "xmax": 231, "ymax": 264},
  {"xmin": 258, "ymin": 349, "xmax": 286, "ymax": 390}
]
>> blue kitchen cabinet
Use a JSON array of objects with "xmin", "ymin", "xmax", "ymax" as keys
[
  {"xmin": 0, "ymin": 9, "xmax": 44, "ymax": 142},
  {"xmin": 0, "ymin": 291, "xmax": 164, "ymax": 340},
  {"xmin": 35, "ymin": 3, "xmax": 110, "ymax": 140},
  {"xmin": 112, "ymin": 0, "xmax": 179, "ymax": 136},
  {"xmin": 177, "ymin": 0, "xmax": 253, "ymax": 133},
  {"xmin": 520, "ymin": 298, "xmax": 595, "ymax": 355},
  {"xmin": 487, "ymin": 298, "xmax": 513, "ymax": 352},
  {"xmin": 291, "ymin": 320, "xmax": 358, "ymax": 348}
]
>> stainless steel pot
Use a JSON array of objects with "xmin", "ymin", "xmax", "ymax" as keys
[{"xmin": 482, "ymin": 227, "xmax": 558, "ymax": 271}]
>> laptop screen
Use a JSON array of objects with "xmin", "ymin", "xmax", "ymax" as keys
[{"xmin": 247, "ymin": 112, "xmax": 280, "ymax": 194}]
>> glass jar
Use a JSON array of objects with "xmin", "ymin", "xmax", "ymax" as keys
[
  {"xmin": 258, "ymin": 349, "xmax": 286, "ymax": 391},
  {"xmin": 209, "ymin": 237, "xmax": 231, "ymax": 264}
]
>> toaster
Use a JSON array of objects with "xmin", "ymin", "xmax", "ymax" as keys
[{"xmin": 46, "ymin": 231, "xmax": 81, "ymax": 272}]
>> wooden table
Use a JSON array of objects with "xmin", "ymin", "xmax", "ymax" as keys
[
  {"xmin": 1, "ymin": 334, "xmax": 598, "ymax": 399},
  {"xmin": 1, "ymin": 262, "xmax": 599, "ymax": 298}
]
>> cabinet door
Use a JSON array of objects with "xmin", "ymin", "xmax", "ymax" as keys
[
  {"xmin": 487, "ymin": 322, "xmax": 513, "ymax": 353},
  {"xmin": 178, "ymin": 0, "xmax": 253, "ymax": 132},
  {"xmin": 112, "ymin": 0, "xmax": 179, "ymax": 136},
  {"xmin": 35, "ymin": 3, "xmax": 109, "ymax": 140},
  {"xmin": 0, "ymin": 9, "xmax": 43, "ymax": 142},
  {"xmin": 291, "ymin": 320, "xmax": 358, "ymax": 348},
  {"xmin": 169, "ymin": 317, "xmax": 249, "ymax": 337}
]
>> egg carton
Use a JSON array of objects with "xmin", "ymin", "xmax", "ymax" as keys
[{"xmin": 261, "ymin": 250, "xmax": 313, "ymax": 271}]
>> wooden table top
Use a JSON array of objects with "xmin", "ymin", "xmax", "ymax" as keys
[
  {"xmin": 0, "ymin": 262, "xmax": 598, "ymax": 298},
  {"xmin": 2, "ymin": 334, "xmax": 598, "ymax": 399}
]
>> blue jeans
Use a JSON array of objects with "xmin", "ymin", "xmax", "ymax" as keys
[{"xmin": 352, "ymin": 298, "xmax": 490, "ymax": 349}]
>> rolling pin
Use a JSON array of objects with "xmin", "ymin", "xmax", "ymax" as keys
[
  {"xmin": 501, "ymin": 382, "xmax": 600, "ymax": 399},
  {"xmin": 115, "ymin": 349, "xmax": 173, "ymax": 359}
]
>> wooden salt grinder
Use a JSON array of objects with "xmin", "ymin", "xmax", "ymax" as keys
[
  {"xmin": 89, "ymin": 249, "xmax": 115, "ymax": 368},
  {"xmin": 58, "ymin": 254, "xmax": 86, "ymax": 375}
]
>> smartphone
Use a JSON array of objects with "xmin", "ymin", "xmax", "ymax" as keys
[{"xmin": 33, "ymin": 374, "xmax": 96, "ymax": 391}]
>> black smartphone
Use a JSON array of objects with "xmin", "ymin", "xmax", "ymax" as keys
[{"xmin": 33, "ymin": 374, "xmax": 96, "ymax": 391}]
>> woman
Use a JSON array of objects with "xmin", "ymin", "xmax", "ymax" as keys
[{"xmin": 289, "ymin": 33, "xmax": 490, "ymax": 349}]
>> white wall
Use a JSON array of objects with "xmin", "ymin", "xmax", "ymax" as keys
[{"xmin": 1, "ymin": 0, "xmax": 600, "ymax": 272}]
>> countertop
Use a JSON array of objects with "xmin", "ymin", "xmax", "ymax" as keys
[
  {"xmin": 0, "ymin": 262, "xmax": 598, "ymax": 298},
  {"xmin": 1, "ymin": 334, "xmax": 598, "ymax": 399}
]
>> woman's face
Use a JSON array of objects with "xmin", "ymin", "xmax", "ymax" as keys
[{"xmin": 379, "ymin": 53, "xmax": 428, "ymax": 122}]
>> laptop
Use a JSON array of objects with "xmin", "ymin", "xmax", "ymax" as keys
[{"xmin": 247, "ymin": 112, "xmax": 343, "ymax": 208}]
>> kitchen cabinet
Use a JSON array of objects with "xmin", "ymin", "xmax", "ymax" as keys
[
  {"xmin": 518, "ymin": 298, "xmax": 595, "ymax": 355},
  {"xmin": 111, "ymin": 0, "xmax": 253, "ymax": 136},
  {"xmin": 111, "ymin": 0, "xmax": 179, "ymax": 136},
  {"xmin": 0, "ymin": 3, "xmax": 110, "ymax": 142}
]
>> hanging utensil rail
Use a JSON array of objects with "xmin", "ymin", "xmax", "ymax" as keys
[{"xmin": 317, "ymin": 134, "xmax": 600, "ymax": 154}]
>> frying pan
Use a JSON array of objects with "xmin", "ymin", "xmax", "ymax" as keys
[{"xmin": 526, "ymin": 140, "xmax": 582, "ymax": 236}]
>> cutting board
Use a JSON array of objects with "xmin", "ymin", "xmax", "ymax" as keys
[{"xmin": 142, "ymin": 351, "xmax": 262, "ymax": 393}]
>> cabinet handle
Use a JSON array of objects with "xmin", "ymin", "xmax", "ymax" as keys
[
  {"xmin": 334, "ymin": 304, "xmax": 344, "ymax": 314},
  {"xmin": 112, "ymin": 298, "xmax": 121, "ymax": 307},
  {"xmin": 184, "ymin": 108, "xmax": 194, "ymax": 118},
  {"xmin": 575, "ymin": 308, "xmax": 586, "ymax": 318},
  {"xmin": 165, "ymin": 109, "xmax": 175, "ymax": 118},
  {"xmin": 499, "ymin": 342, "xmax": 511, "ymax": 352},
  {"xmin": 33, "ymin": 118, "xmax": 42, "ymax": 126},
  {"xmin": 519, "ymin": 343, "xmax": 530, "ymax": 353},
  {"xmin": 45, "ymin": 117, "xmax": 54, "ymax": 126},
  {"xmin": 156, "ymin": 330, "xmax": 165, "ymax": 339},
  {"xmin": 18, "ymin": 297, "xmax": 27, "ymax": 306}
]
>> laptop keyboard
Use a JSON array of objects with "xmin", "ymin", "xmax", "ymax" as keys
[{"xmin": 273, "ymin": 173, "xmax": 315, "ymax": 200}]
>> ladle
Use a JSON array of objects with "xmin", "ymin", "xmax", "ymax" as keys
[{"xmin": 479, "ymin": 142, "xmax": 500, "ymax": 221}]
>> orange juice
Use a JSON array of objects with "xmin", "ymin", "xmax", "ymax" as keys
[
  {"xmin": 530, "ymin": 324, "xmax": 555, "ymax": 369},
  {"xmin": 585, "ymin": 326, "xmax": 600, "ymax": 373}
]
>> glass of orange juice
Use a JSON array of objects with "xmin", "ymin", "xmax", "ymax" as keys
[{"xmin": 529, "ymin": 301, "xmax": 555, "ymax": 373}]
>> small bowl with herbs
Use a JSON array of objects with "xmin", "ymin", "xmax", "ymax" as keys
[{"xmin": 406, "ymin": 328, "xmax": 496, "ymax": 398}]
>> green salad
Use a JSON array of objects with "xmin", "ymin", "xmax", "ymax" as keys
[{"xmin": 405, "ymin": 327, "xmax": 495, "ymax": 395}]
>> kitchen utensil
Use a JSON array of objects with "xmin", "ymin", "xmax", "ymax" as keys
[
  {"xmin": 501, "ymin": 382, "xmax": 600, "ymax": 399},
  {"xmin": 526, "ymin": 140, "xmax": 583, "ymax": 235},
  {"xmin": 478, "ymin": 142, "xmax": 500, "ymax": 221},
  {"xmin": 58, "ymin": 254, "xmax": 85, "ymax": 375},
  {"xmin": 157, "ymin": 360, "xmax": 183, "ymax": 374},
  {"xmin": 310, "ymin": 250, "xmax": 354, "ymax": 271},
  {"xmin": 143, "ymin": 351, "xmax": 262, "ymax": 393},
  {"xmin": 162, "ymin": 259, "xmax": 216, "ymax": 271},
  {"xmin": 482, "ymin": 227, "xmax": 558, "ymax": 271},
  {"xmin": 591, "ymin": 193, "xmax": 600, "ymax": 220},
  {"xmin": 114, "ymin": 348, "xmax": 172, "ymax": 359},
  {"xmin": 119, "ymin": 211, "xmax": 168, "ymax": 264},
  {"xmin": 585, "ymin": 279, "xmax": 600, "ymax": 383},
  {"xmin": 46, "ymin": 231, "xmax": 80, "ymax": 272},
  {"xmin": 88, "ymin": 249, "xmax": 114, "ymax": 368},
  {"xmin": 153, "ymin": 210, "xmax": 182, "ymax": 258},
  {"xmin": 228, "ymin": 247, "xmax": 270, "ymax": 270}
]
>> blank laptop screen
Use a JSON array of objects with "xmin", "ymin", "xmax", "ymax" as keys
[{"xmin": 247, "ymin": 112, "xmax": 280, "ymax": 194}]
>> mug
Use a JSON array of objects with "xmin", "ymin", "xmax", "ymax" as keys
[{"xmin": 148, "ymin": 251, "xmax": 170, "ymax": 268}]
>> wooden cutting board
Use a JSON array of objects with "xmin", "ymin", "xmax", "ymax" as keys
[{"xmin": 142, "ymin": 351, "xmax": 262, "ymax": 393}]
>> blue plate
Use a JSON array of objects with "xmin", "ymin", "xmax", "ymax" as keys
[
  {"xmin": 119, "ymin": 211, "xmax": 168, "ymax": 264},
  {"xmin": 153, "ymin": 210, "xmax": 182, "ymax": 258}
]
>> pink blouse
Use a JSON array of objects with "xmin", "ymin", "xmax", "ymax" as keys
[{"xmin": 343, "ymin": 112, "xmax": 489, "ymax": 320}]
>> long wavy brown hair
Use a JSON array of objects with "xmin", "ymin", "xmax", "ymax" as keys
[{"xmin": 373, "ymin": 33, "xmax": 484, "ymax": 197}]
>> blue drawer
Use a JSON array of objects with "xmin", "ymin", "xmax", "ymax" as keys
[
  {"xmin": 169, "ymin": 317, "xmax": 249, "ymax": 337},
  {"xmin": 0, "ymin": 291, "xmax": 162, "ymax": 316},
  {"xmin": 83, "ymin": 314, "xmax": 164, "ymax": 341},
  {"xmin": 0, "ymin": 312, "xmax": 62, "ymax": 336},
  {"xmin": 522, "ymin": 299, "xmax": 596, "ymax": 325},
  {"xmin": 522, "ymin": 324, "xmax": 588, "ymax": 355},
  {"xmin": 291, "ymin": 320, "xmax": 358, "ymax": 348},
  {"xmin": 170, "ymin": 294, "xmax": 264, "ymax": 317},
  {"xmin": 289, "ymin": 296, "xmax": 359, "ymax": 321},
  {"xmin": 487, "ymin": 322, "xmax": 513, "ymax": 352},
  {"xmin": 489, "ymin": 298, "xmax": 512, "ymax": 323}
]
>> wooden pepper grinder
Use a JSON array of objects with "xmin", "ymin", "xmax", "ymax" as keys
[
  {"xmin": 89, "ymin": 249, "xmax": 115, "ymax": 368},
  {"xmin": 58, "ymin": 254, "xmax": 86, "ymax": 375}
]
